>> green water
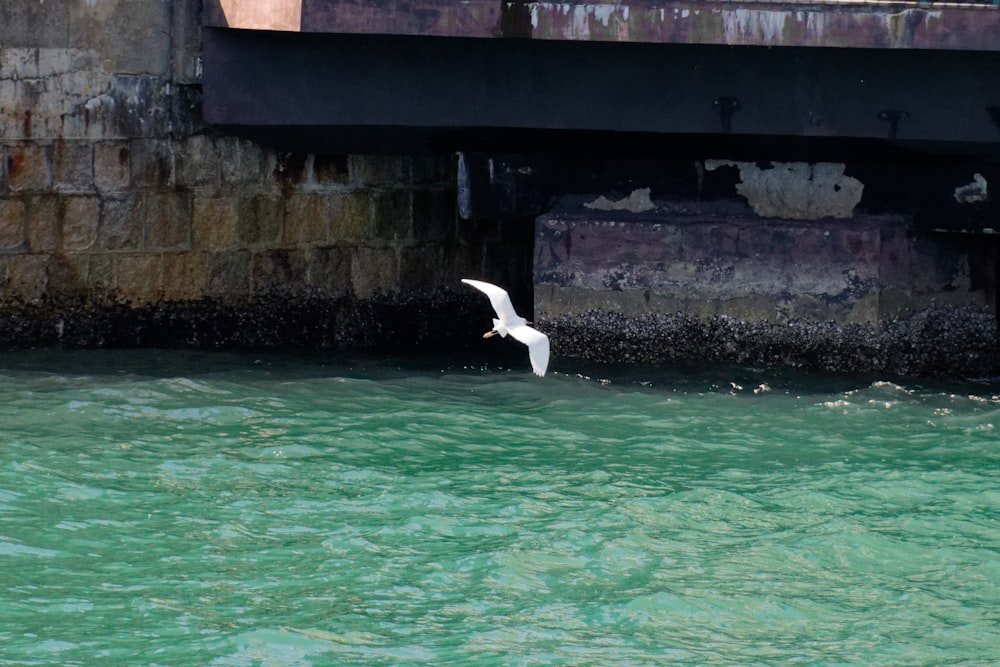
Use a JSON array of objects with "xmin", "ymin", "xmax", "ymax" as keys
[{"xmin": 1, "ymin": 350, "xmax": 998, "ymax": 666}]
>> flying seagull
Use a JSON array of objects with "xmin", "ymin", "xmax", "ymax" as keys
[{"xmin": 462, "ymin": 279, "xmax": 550, "ymax": 377}]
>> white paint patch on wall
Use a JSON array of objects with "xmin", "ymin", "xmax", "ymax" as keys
[
  {"xmin": 883, "ymin": 9, "xmax": 943, "ymax": 47},
  {"xmin": 722, "ymin": 9, "xmax": 788, "ymax": 46},
  {"xmin": 954, "ymin": 173, "xmax": 988, "ymax": 204},
  {"xmin": 572, "ymin": 5, "xmax": 591, "ymax": 39},
  {"xmin": 530, "ymin": 3, "xmax": 632, "ymax": 38}
]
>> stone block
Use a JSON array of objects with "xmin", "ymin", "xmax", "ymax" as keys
[
  {"xmin": 46, "ymin": 254, "xmax": 89, "ymax": 298},
  {"xmin": 193, "ymin": 197, "xmax": 238, "ymax": 250},
  {"xmin": 116, "ymin": 254, "xmax": 161, "ymax": 304},
  {"xmin": 399, "ymin": 244, "xmax": 447, "ymax": 293},
  {"xmin": 26, "ymin": 195, "xmax": 59, "ymax": 252},
  {"xmin": 218, "ymin": 137, "xmax": 268, "ymax": 185},
  {"xmin": 306, "ymin": 245, "xmax": 352, "ymax": 295},
  {"xmin": 53, "ymin": 141, "xmax": 93, "ymax": 192},
  {"xmin": 144, "ymin": 192, "xmax": 192, "ymax": 251},
  {"xmin": 208, "ymin": 250, "xmax": 251, "ymax": 297},
  {"xmin": 284, "ymin": 193, "xmax": 328, "ymax": 245},
  {"xmin": 6, "ymin": 144, "xmax": 51, "ymax": 193},
  {"xmin": 253, "ymin": 249, "xmax": 307, "ymax": 294},
  {"xmin": 130, "ymin": 140, "xmax": 173, "ymax": 188},
  {"xmin": 163, "ymin": 251, "xmax": 209, "ymax": 301},
  {"xmin": 311, "ymin": 154, "xmax": 349, "ymax": 186},
  {"xmin": 5, "ymin": 255, "xmax": 48, "ymax": 302},
  {"xmin": 0, "ymin": 144, "xmax": 7, "ymax": 192},
  {"xmin": 13, "ymin": 89, "xmax": 39, "ymax": 140},
  {"xmin": 0, "ymin": 49, "xmax": 40, "ymax": 80},
  {"xmin": 69, "ymin": 0, "xmax": 171, "ymax": 75},
  {"xmin": 352, "ymin": 246, "xmax": 397, "ymax": 298},
  {"xmin": 94, "ymin": 142, "xmax": 131, "ymax": 192},
  {"xmin": 61, "ymin": 196, "xmax": 100, "ymax": 251},
  {"xmin": 236, "ymin": 195, "xmax": 283, "ymax": 246},
  {"xmin": 331, "ymin": 191, "xmax": 372, "ymax": 241},
  {"xmin": 35, "ymin": 48, "xmax": 84, "ymax": 77},
  {"xmin": 0, "ymin": 198, "xmax": 27, "ymax": 251},
  {"xmin": 171, "ymin": 0, "xmax": 203, "ymax": 83},
  {"xmin": 413, "ymin": 189, "xmax": 456, "ymax": 241},
  {"xmin": 373, "ymin": 189, "xmax": 411, "ymax": 240},
  {"xmin": 170, "ymin": 83, "xmax": 206, "ymax": 139},
  {"xmin": 99, "ymin": 196, "xmax": 143, "ymax": 251},
  {"xmin": 80, "ymin": 75, "xmax": 169, "ymax": 139},
  {"xmin": 272, "ymin": 152, "xmax": 308, "ymax": 189},
  {"xmin": 1, "ymin": 3, "xmax": 69, "ymax": 48},
  {"xmin": 0, "ymin": 82, "xmax": 17, "ymax": 143},
  {"xmin": 88, "ymin": 254, "xmax": 115, "ymax": 294},
  {"xmin": 177, "ymin": 134, "xmax": 220, "ymax": 190},
  {"xmin": 350, "ymin": 155, "xmax": 410, "ymax": 187},
  {"xmin": 0, "ymin": 256, "xmax": 10, "ymax": 294}
]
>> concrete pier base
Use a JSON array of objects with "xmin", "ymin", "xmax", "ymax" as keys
[{"xmin": 534, "ymin": 198, "xmax": 1000, "ymax": 377}]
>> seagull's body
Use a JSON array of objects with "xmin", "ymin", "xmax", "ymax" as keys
[{"xmin": 462, "ymin": 279, "xmax": 550, "ymax": 377}]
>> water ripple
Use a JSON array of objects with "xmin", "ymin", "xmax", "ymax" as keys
[{"xmin": 0, "ymin": 351, "xmax": 997, "ymax": 665}]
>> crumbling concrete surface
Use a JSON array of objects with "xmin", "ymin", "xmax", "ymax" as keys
[{"xmin": 705, "ymin": 161, "xmax": 864, "ymax": 220}]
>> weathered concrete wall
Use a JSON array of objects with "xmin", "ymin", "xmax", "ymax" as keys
[
  {"xmin": 0, "ymin": 0, "xmax": 531, "ymax": 349},
  {"xmin": 535, "ymin": 198, "xmax": 996, "ymax": 324},
  {"xmin": 536, "ymin": 195, "xmax": 1000, "ymax": 376}
]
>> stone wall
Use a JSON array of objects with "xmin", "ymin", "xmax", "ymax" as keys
[
  {"xmin": 0, "ymin": 0, "xmax": 531, "ymax": 349},
  {"xmin": 0, "ymin": 140, "xmax": 476, "ymax": 304},
  {"xmin": 1, "ymin": 1, "xmax": 996, "ymax": 375}
]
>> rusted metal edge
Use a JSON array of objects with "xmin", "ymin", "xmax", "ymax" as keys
[{"xmin": 204, "ymin": 1, "xmax": 1000, "ymax": 51}]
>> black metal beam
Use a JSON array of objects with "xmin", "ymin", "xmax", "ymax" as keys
[{"xmin": 203, "ymin": 29, "xmax": 1000, "ymax": 158}]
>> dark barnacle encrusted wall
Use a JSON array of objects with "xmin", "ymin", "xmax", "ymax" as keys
[{"xmin": 542, "ymin": 307, "xmax": 1000, "ymax": 378}]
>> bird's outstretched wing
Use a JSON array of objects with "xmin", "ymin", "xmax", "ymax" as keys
[
  {"xmin": 508, "ymin": 324, "xmax": 550, "ymax": 377},
  {"xmin": 461, "ymin": 279, "xmax": 519, "ymax": 322}
]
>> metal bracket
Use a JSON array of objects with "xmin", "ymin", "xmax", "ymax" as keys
[
  {"xmin": 713, "ymin": 96, "xmax": 741, "ymax": 134},
  {"xmin": 878, "ymin": 109, "xmax": 909, "ymax": 140}
]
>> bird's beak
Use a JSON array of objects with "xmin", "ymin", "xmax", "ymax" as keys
[{"xmin": 483, "ymin": 330, "xmax": 498, "ymax": 339}]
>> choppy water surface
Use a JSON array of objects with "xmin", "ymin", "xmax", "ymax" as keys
[{"xmin": 1, "ymin": 349, "xmax": 998, "ymax": 666}]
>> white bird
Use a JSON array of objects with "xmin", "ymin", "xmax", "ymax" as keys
[{"xmin": 462, "ymin": 279, "xmax": 550, "ymax": 377}]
